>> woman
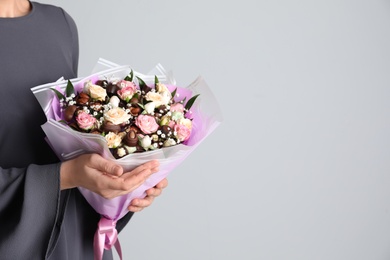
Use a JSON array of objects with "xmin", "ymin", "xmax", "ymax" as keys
[{"xmin": 0, "ymin": 1, "xmax": 168, "ymax": 259}]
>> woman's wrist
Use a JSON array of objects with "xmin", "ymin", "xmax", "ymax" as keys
[{"xmin": 60, "ymin": 161, "xmax": 76, "ymax": 190}]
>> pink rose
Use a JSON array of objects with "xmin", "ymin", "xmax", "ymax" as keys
[
  {"xmin": 170, "ymin": 103, "xmax": 184, "ymax": 113},
  {"xmin": 117, "ymin": 80, "xmax": 137, "ymax": 102},
  {"xmin": 76, "ymin": 111, "xmax": 96, "ymax": 130},
  {"xmin": 135, "ymin": 115, "xmax": 159, "ymax": 134},
  {"xmin": 174, "ymin": 123, "xmax": 191, "ymax": 142}
]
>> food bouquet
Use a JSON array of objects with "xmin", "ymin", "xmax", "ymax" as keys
[{"xmin": 31, "ymin": 58, "xmax": 222, "ymax": 260}]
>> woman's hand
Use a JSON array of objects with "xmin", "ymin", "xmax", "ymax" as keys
[
  {"xmin": 128, "ymin": 178, "xmax": 168, "ymax": 212},
  {"xmin": 60, "ymin": 153, "xmax": 160, "ymax": 199}
]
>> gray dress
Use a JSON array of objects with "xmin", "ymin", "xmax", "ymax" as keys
[{"xmin": 0, "ymin": 2, "xmax": 132, "ymax": 259}]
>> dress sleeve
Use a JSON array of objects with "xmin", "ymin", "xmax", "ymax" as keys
[
  {"xmin": 0, "ymin": 163, "xmax": 62, "ymax": 259},
  {"xmin": 61, "ymin": 8, "xmax": 79, "ymax": 76}
]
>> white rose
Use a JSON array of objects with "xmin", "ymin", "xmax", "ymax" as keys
[
  {"xmin": 145, "ymin": 91, "xmax": 170, "ymax": 107},
  {"xmin": 156, "ymin": 83, "xmax": 169, "ymax": 94},
  {"xmin": 104, "ymin": 107, "xmax": 131, "ymax": 125},
  {"xmin": 84, "ymin": 81, "xmax": 107, "ymax": 101},
  {"xmin": 105, "ymin": 132, "xmax": 123, "ymax": 148},
  {"xmin": 144, "ymin": 102, "xmax": 156, "ymax": 114}
]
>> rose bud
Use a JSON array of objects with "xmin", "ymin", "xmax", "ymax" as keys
[
  {"xmin": 123, "ymin": 130, "xmax": 138, "ymax": 147},
  {"xmin": 102, "ymin": 121, "xmax": 121, "ymax": 133},
  {"xmin": 64, "ymin": 105, "xmax": 78, "ymax": 122}
]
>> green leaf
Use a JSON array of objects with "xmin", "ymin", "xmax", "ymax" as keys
[
  {"xmin": 137, "ymin": 102, "xmax": 145, "ymax": 110},
  {"xmin": 185, "ymin": 94, "xmax": 200, "ymax": 111},
  {"xmin": 171, "ymin": 88, "xmax": 177, "ymax": 99},
  {"xmin": 65, "ymin": 80, "xmax": 75, "ymax": 97},
  {"xmin": 136, "ymin": 76, "xmax": 147, "ymax": 91},
  {"xmin": 51, "ymin": 88, "xmax": 65, "ymax": 100},
  {"xmin": 154, "ymin": 75, "xmax": 159, "ymax": 85},
  {"xmin": 124, "ymin": 69, "xmax": 134, "ymax": 81}
]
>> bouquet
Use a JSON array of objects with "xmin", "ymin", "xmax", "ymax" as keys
[
  {"xmin": 51, "ymin": 67, "xmax": 199, "ymax": 159},
  {"xmin": 31, "ymin": 59, "xmax": 223, "ymax": 260}
]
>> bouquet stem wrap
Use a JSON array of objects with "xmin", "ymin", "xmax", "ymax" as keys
[{"xmin": 31, "ymin": 59, "xmax": 223, "ymax": 260}]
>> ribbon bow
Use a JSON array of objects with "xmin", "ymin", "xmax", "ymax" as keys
[{"xmin": 94, "ymin": 217, "xmax": 122, "ymax": 260}]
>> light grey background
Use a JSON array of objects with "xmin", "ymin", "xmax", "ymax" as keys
[{"xmin": 40, "ymin": 1, "xmax": 390, "ymax": 259}]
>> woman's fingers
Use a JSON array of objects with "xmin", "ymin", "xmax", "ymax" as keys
[
  {"xmin": 128, "ymin": 177, "xmax": 168, "ymax": 212},
  {"xmin": 104, "ymin": 160, "xmax": 160, "ymax": 194}
]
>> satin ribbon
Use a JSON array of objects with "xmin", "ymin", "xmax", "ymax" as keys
[{"xmin": 94, "ymin": 217, "xmax": 123, "ymax": 260}]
